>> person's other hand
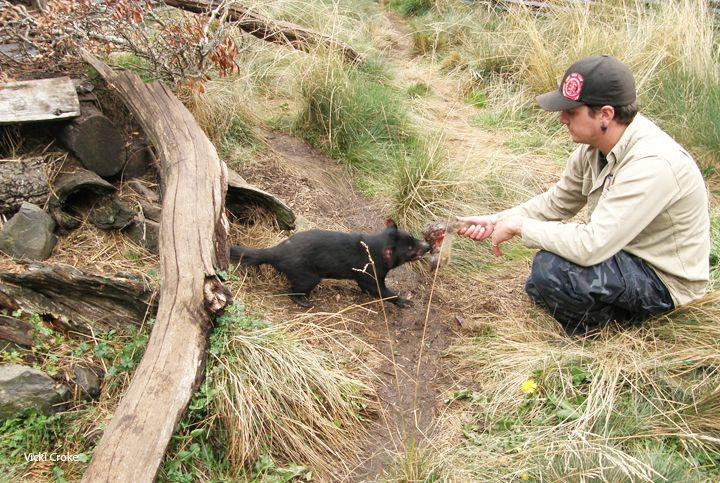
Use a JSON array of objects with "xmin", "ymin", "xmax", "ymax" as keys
[
  {"xmin": 456, "ymin": 215, "xmax": 497, "ymax": 241},
  {"xmin": 490, "ymin": 216, "xmax": 524, "ymax": 257}
]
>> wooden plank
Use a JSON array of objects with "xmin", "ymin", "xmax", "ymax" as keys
[{"xmin": 0, "ymin": 77, "xmax": 80, "ymax": 124}]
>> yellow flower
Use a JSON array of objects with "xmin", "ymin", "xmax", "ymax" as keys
[
  {"xmin": 520, "ymin": 471, "xmax": 531, "ymax": 481},
  {"xmin": 520, "ymin": 378, "xmax": 538, "ymax": 395}
]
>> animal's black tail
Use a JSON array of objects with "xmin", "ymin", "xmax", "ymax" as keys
[{"xmin": 229, "ymin": 245, "xmax": 274, "ymax": 266}]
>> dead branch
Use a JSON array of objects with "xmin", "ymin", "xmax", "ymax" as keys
[{"xmin": 164, "ymin": 0, "xmax": 361, "ymax": 64}]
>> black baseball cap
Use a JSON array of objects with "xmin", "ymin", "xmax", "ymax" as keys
[{"xmin": 536, "ymin": 55, "xmax": 636, "ymax": 111}]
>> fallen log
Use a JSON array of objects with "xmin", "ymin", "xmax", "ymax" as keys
[
  {"xmin": 0, "ymin": 315, "xmax": 33, "ymax": 348},
  {"xmin": 164, "ymin": 0, "xmax": 361, "ymax": 64},
  {"xmin": 0, "ymin": 157, "xmax": 49, "ymax": 215},
  {"xmin": 55, "ymin": 103, "xmax": 126, "ymax": 177},
  {"xmin": 227, "ymin": 167, "xmax": 295, "ymax": 230},
  {"xmin": 0, "ymin": 77, "xmax": 80, "ymax": 124},
  {"xmin": 79, "ymin": 49, "xmax": 231, "ymax": 482},
  {"xmin": 0, "ymin": 264, "xmax": 157, "ymax": 333}
]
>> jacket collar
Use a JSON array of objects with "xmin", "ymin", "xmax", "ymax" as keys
[
  {"xmin": 588, "ymin": 114, "xmax": 648, "ymax": 192},
  {"xmin": 607, "ymin": 113, "xmax": 648, "ymax": 167}
]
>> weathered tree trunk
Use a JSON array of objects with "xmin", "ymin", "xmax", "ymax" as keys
[
  {"xmin": 0, "ymin": 77, "xmax": 80, "ymax": 124},
  {"xmin": 79, "ymin": 50, "xmax": 231, "ymax": 482},
  {"xmin": 55, "ymin": 103, "xmax": 126, "ymax": 178},
  {"xmin": 0, "ymin": 157, "xmax": 49, "ymax": 215},
  {"xmin": 0, "ymin": 264, "xmax": 157, "ymax": 332},
  {"xmin": 165, "ymin": 0, "xmax": 361, "ymax": 64}
]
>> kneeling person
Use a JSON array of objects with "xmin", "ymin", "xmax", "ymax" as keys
[{"xmin": 458, "ymin": 55, "xmax": 710, "ymax": 335}]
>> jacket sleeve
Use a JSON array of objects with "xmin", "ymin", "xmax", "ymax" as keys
[
  {"xmin": 520, "ymin": 156, "xmax": 680, "ymax": 266},
  {"xmin": 498, "ymin": 147, "xmax": 587, "ymax": 222}
]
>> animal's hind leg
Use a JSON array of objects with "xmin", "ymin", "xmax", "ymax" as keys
[{"xmin": 287, "ymin": 275, "xmax": 321, "ymax": 308}]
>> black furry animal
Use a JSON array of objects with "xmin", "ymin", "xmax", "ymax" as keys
[{"xmin": 230, "ymin": 219, "xmax": 430, "ymax": 307}]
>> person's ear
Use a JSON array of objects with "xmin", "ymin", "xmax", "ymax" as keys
[{"xmin": 601, "ymin": 105, "xmax": 616, "ymax": 123}]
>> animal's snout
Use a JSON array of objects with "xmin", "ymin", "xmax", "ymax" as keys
[{"xmin": 417, "ymin": 241, "xmax": 431, "ymax": 255}]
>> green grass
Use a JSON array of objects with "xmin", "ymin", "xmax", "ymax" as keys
[
  {"xmin": 463, "ymin": 89, "xmax": 487, "ymax": 108},
  {"xmin": 107, "ymin": 53, "xmax": 155, "ymax": 82},
  {"xmin": 388, "ymin": 0, "xmax": 433, "ymax": 17},
  {"xmin": 294, "ymin": 58, "xmax": 459, "ymax": 228},
  {"xmin": 0, "ymin": 310, "xmax": 154, "ymax": 481},
  {"xmin": 710, "ymin": 211, "xmax": 720, "ymax": 289},
  {"xmin": 646, "ymin": 69, "xmax": 720, "ymax": 174},
  {"xmin": 406, "ymin": 82, "xmax": 431, "ymax": 98},
  {"xmin": 295, "ymin": 62, "xmax": 409, "ymax": 163}
]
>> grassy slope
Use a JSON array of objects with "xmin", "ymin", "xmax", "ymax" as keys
[
  {"xmin": 2, "ymin": 0, "xmax": 719, "ymax": 481},
  {"xmin": 376, "ymin": 0, "xmax": 720, "ymax": 481}
]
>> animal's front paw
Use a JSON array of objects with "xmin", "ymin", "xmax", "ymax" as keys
[
  {"xmin": 290, "ymin": 294, "xmax": 313, "ymax": 308},
  {"xmin": 394, "ymin": 297, "xmax": 414, "ymax": 308}
]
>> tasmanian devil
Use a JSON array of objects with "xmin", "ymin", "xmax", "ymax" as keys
[{"xmin": 229, "ymin": 219, "xmax": 430, "ymax": 307}]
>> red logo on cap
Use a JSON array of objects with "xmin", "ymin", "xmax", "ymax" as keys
[{"xmin": 562, "ymin": 73, "xmax": 584, "ymax": 101}]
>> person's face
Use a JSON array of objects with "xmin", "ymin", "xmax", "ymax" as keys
[{"xmin": 558, "ymin": 105, "xmax": 601, "ymax": 145}]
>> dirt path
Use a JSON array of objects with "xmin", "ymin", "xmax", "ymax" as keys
[{"xmin": 381, "ymin": 12, "xmax": 510, "ymax": 169}]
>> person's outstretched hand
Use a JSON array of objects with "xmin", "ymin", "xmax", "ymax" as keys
[{"xmin": 456, "ymin": 215, "xmax": 496, "ymax": 241}]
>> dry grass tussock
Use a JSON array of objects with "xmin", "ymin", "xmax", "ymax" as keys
[
  {"xmin": 435, "ymin": 292, "xmax": 720, "ymax": 480},
  {"xmin": 208, "ymin": 307, "xmax": 375, "ymax": 477},
  {"xmin": 446, "ymin": 0, "xmax": 718, "ymax": 95},
  {"xmin": 50, "ymin": 223, "xmax": 157, "ymax": 283}
]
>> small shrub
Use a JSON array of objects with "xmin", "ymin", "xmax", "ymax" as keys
[
  {"xmin": 388, "ymin": 0, "xmax": 433, "ymax": 17},
  {"xmin": 406, "ymin": 82, "xmax": 431, "ymax": 98},
  {"xmin": 464, "ymin": 89, "xmax": 487, "ymax": 108}
]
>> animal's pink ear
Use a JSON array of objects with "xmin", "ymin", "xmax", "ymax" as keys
[{"xmin": 385, "ymin": 218, "xmax": 397, "ymax": 229}]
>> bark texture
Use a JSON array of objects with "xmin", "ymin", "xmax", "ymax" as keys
[
  {"xmin": 0, "ymin": 157, "xmax": 49, "ymax": 215},
  {"xmin": 0, "ymin": 264, "xmax": 157, "ymax": 332},
  {"xmin": 0, "ymin": 77, "xmax": 79, "ymax": 124}
]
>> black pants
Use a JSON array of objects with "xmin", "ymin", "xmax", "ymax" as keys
[{"xmin": 525, "ymin": 250, "xmax": 674, "ymax": 336}]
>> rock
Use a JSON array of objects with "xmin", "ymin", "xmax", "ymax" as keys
[
  {"xmin": 0, "ymin": 364, "xmax": 70, "ymax": 419},
  {"xmin": 73, "ymin": 364, "xmax": 103, "ymax": 400},
  {"xmin": 0, "ymin": 202, "xmax": 57, "ymax": 261},
  {"xmin": 87, "ymin": 197, "xmax": 135, "ymax": 230},
  {"xmin": 123, "ymin": 219, "xmax": 160, "ymax": 254}
]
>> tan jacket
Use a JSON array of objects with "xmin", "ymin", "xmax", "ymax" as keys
[{"xmin": 501, "ymin": 114, "xmax": 710, "ymax": 306}]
